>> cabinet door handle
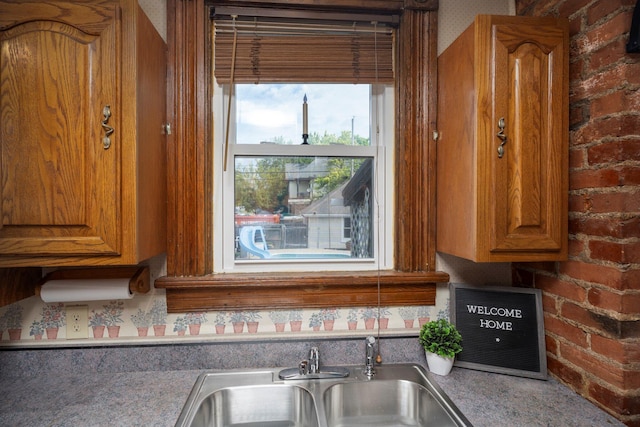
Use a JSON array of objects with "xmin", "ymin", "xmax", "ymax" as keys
[
  {"xmin": 101, "ymin": 105, "xmax": 114, "ymax": 150},
  {"xmin": 496, "ymin": 117, "xmax": 507, "ymax": 158}
]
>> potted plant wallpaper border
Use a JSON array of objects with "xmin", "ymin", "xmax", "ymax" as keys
[{"xmin": 0, "ymin": 285, "xmax": 451, "ymax": 345}]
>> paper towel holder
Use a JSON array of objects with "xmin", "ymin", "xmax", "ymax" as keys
[{"xmin": 36, "ymin": 266, "xmax": 150, "ymax": 298}]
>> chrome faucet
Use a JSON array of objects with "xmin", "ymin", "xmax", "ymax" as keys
[
  {"xmin": 308, "ymin": 347, "xmax": 320, "ymax": 374},
  {"xmin": 364, "ymin": 336, "xmax": 376, "ymax": 378},
  {"xmin": 278, "ymin": 345, "xmax": 349, "ymax": 380}
]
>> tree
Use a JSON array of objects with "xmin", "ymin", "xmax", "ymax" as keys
[{"xmin": 235, "ymin": 131, "xmax": 369, "ymax": 213}]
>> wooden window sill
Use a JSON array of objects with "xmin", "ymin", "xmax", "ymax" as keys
[{"xmin": 155, "ymin": 270, "xmax": 449, "ymax": 312}]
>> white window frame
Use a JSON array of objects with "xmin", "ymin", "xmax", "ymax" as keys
[{"xmin": 213, "ymin": 83, "xmax": 395, "ymax": 273}]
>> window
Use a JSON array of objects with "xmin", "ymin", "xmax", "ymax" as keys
[
  {"xmin": 214, "ymin": 83, "xmax": 394, "ymax": 273},
  {"xmin": 159, "ymin": 1, "xmax": 444, "ymax": 312},
  {"xmin": 211, "ymin": 11, "xmax": 397, "ymax": 273},
  {"xmin": 343, "ymin": 217, "xmax": 352, "ymax": 241}
]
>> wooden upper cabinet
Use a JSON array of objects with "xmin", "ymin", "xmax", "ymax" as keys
[
  {"xmin": 0, "ymin": 1, "xmax": 167, "ymax": 267},
  {"xmin": 436, "ymin": 15, "xmax": 569, "ymax": 262}
]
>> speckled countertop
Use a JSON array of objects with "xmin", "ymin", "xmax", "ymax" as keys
[{"xmin": 0, "ymin": 337, "xmax": 624, "ymax": 427}]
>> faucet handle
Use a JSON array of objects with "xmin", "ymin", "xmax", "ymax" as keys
[
  {"xmin": 364, "ymin": 336, "xmax": 376, "ymax": 378},
  {"xmin": 298, "ymin": 360, "xmax": 308, "ymax": 375},
  {"xmin": 309, "ymin": 347, "xmax": 320, "ymax": 373}
]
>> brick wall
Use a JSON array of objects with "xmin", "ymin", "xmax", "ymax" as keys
[{"xmin": 513, "ymin": 0, "xmax": 640, "ymax": 425}]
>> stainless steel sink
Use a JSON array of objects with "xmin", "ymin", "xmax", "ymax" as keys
[
  {"xmin": 324, "ymin": 380, "xmax": 460, "ymax": 427},
  {"xmin": 189, "ymin": 384, "xmax": 318, "ymax": 427},
  {"xmin": 175, "ymin": 364, "xmax": 472, "ymax": 427}
]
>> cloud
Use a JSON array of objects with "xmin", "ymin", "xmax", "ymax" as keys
[
  {"xmin": 236, "ymin": 84, "xmax": 371, "ymax": 144},
  {"xmin": 238, "ymin": 103, "xmax": 296, "ymax": 129}
]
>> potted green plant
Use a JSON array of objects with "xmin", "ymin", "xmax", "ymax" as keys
[
  {"xmin": 419, "ymin": 318, "xmax": 463, "ymax": 376},
  {"xmin": 269, "ymin": 310, "xmax": 289, "ymax": 332},
  {"xmin": 173, "ymin": 316, "xmax": 187, "ymax": 336},
  {"xmin": 288, "ymin": 309, "xmax": 303, "ymax": 332},
  {"xmin": 214, "ymin": 312, "xmax": 227, "ymax": 334},
  {"xmin": 29, "ymin": 320, "xmax": 45, "ymax": 340},
  {"xmin": 130, "ymin": 309, "xmax": 152, "ymax": 337},
  {"xmin": 150, "ymin": 299, "xmax": 168, "ymax": 336},
  {"xmin": 185, "ymin": 312, "xmax": 207, "ymax": 335}
]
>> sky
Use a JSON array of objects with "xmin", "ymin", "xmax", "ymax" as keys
[{"xmin": 236, "ymin": 84, "xmax": 371, "ymax": 145}]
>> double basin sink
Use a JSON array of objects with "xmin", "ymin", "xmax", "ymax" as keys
[{"xmin": 175, "ymin": 363, "xmax": 472, "ymax": 427}]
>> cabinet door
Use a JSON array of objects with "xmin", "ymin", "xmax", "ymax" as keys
[
  {"xmin": 488, "ymin": 21, "xmax": 567, "ymax": 253},
  {"xmin": 0, "ymin": 5, "xmax": 119, "ymax": 256}
]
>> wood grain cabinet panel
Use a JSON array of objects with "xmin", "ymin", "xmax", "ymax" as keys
[
  {"xmin": 436, "ymin": 15, "xmax": 569, "ymax": 262},
  {"xmin": 0, "ymin": 0, "xmax": 166, "ymax": 266}
]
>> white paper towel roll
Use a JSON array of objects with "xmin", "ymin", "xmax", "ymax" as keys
[{"xmin": 40, "ymin": 278, "xmax": 134, "ymax": 303}]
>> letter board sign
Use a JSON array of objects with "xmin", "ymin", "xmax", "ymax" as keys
[{"xmin": 450, "ymin": 283, "xmax": 547, "ymax": 380}]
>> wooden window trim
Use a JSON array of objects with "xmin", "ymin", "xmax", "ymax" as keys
[{"xmin": 157, "ymin": 0, "xmax": 447, "ymax": 313}]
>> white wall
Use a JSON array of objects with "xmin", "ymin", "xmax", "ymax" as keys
[
  {"xmin": 438, "ymin": 0, "xmax": 515, "ymax": 55},
  {"xmin": 139, "ymin": 0, "xmax": 167, "ymax": 42}
]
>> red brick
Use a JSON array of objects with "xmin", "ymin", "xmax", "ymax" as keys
[
  {"xmin": 581, "ymin": 12, "xmax": 632, "ymax": 53},
  {"xmin": 569, "ymin": 194, "xmax": 590, "ymax": 213},
  {"xmin": 561, "ymin": 342, "xmax": 626, "ymax": 388},
  {"xmin": 624, "ymin": 418, "xmax": 640, "ymax": 427},
  {"xmin": 558, "ymin": 0, "xmax": 592, "ymax": 20},
  {"xmin": 590, "ymin": 333, "xmax": 634, "ymax": 363},
  {"xmin": 562, "ymin": 299, "xmax": 640, "ymax": 338},
  {"xmin": 569, "ymin": 104, "xmax": 588, "ymax": 128},
  {"xmin": 587, "ymin": 0, "xmax": 636, "ymax": 26},
  {"xmin": 588, "ymin": 287, "xmax": 625, "ymax": 312},
  {"xmin": 571, "ymin": 63, "xmax": 635, "ymax": 101},
  {"xmin": 545, "ymin": 314, "xmax": 589, "ymax": 347},
  {"xmin": 548, "ymin": 354, "xmax": 586, "ymax": 392},
  {"xmin": 571, "ymin": 115, "xmax": 640, "ymax": 146},
  {"xmin": 565, "ymin": 261, "xmax": 640, "ymax": 292},
  {"xmin": 569, "ymin": 146, "xmax": 586, "ymax": 168},
  {"xmin": 618, "ymin": 166, "xmax": 640, "ymax": 185},
  {"xmin": 568, "ymin": 14, "xmax": 583, "ymax": 40},
  {"xmin": 560, "ymin": 300, "xmax": 612, "ymax": 333},
  {"xmin": 569, "ymin": 215, "xmax": 640, "ymax": 239},
  {"xmin": 588, "ymin": 139, "xmax": 640, "ymax": 165},
  {"xmin": 516, "ymin": 0, "xmax": 538, "ymax": 15},
  {"xmin": 589, "ymin": 240, "xmax": 640, "ymax": 264},
  {"xmin": 542, "ymin": 292, "xmax": 559, "ymax": 315},
  {"xmin": 531, "ymin": 0, "xmax": 561, "ymax": 17},
  {"xmin": 546, "ymin": 333, "xmax": 559, "ymax": 355},
  {"xmin": 569, "ymin": 57, "xmax": 586, "ymax": 83},
  {"xmin": 628, "ymin": 370, "xmax": 640, "ymax": 389},
  {"xmin": 570, "ymin": 168, "xmax": 625, "ymax": 190},
  {"xmin": 569, "ymin": 190, "xmax": 640, "ymax": 214},
  {"xmin": 588, "ymin": 37, "xmax": 629, "ymax": 74},
  {"xmin": 626, "ymin": 61, "xmax": 640, "ymax": 86},
  {"xmin": 621, "ymin": 269, "xmax": 640, "ymax": 291},
  {"xmin": 568, "ymin": 237, "xmax": 586, "ymax": 257},
  {"xmin": 621, "ymin": 166, "xmax": 640, "ymax": 185},
  {"xmin": 537, "ymin": 274, "xmax": 587, "ymax": 302},
  {"xmin": 623, "ymin": 293, "xmax": 640, "ymax": 314},
  {"xmin": 627, "ymin": 340, "xmax": 640, "ymax": 362},
  {"xmin": 589, "ymin": 286, "xmax": 640, "ymax": 315},
  {"xmin": 589, "ymin": 381, "xmax": 640, "ymax": 416},
  {"xmin": 590, "ymin": 190, "xmax": 640, "ymax": 213},
  {"xmin": 591, "ymin": 89, "xmax": 640, "ymax": 120}
]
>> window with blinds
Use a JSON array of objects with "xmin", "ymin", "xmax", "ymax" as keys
[
  {"xmin": 212, "ymin": 8, "xmax": 396, "ymax": 274},
  {"xmin": 212, "ymin": 11, "xmax": 396, "ymax": 84}
]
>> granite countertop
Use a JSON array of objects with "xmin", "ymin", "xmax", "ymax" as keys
[
  {"xmin": 0, "ymin": 366, "xmax": 623, "ymax": 426},
  {"xmin": 0, "ymin": 338, "xmax": 624, "ymax": 426}
]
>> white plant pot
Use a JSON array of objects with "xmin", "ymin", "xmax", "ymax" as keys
[{"xmin": 425, "ymin": 351, "xmax": 455, "ymax": 376}]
